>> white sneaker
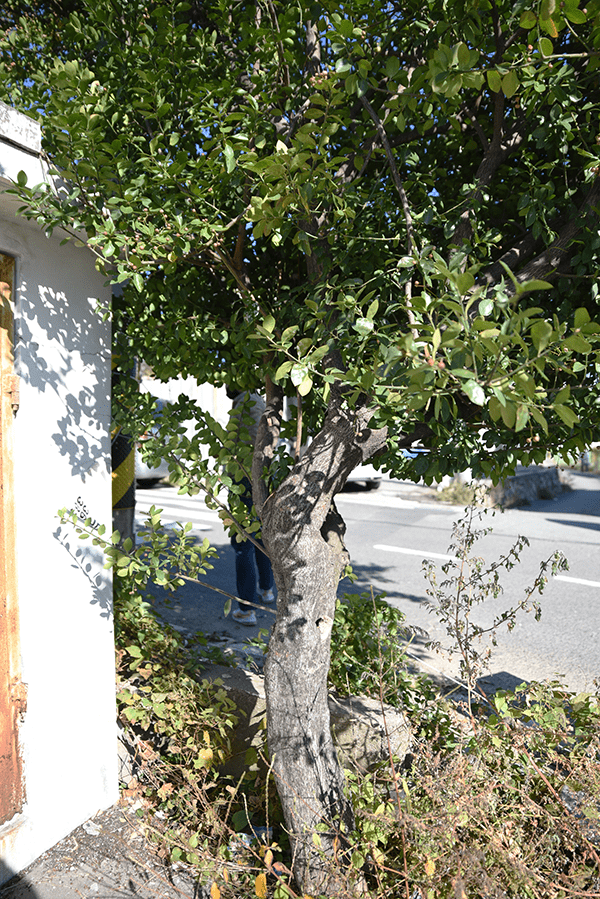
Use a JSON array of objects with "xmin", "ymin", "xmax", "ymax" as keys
[
  {"xmin": 258, "ymin": 589, "xmax": 275, "ymax": 604},
  {"xmin": 232, "ymin": 608, "xmax": 257, "ymax": 626}
]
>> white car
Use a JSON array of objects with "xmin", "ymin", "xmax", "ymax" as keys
[
  {"xmin": 345, "ymin": 463, "xmax": 382, "ymax": 490},
  {"xmin": 343, "ymin": 448, "xmax": 429, "ymax": 490}
]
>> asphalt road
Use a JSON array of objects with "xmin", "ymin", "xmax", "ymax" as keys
[
  {"xmin": 337, "ymin": 473, "xmax": 599, "ymax": 694},
  {"xmin": 136, "ymin": 470, "xmax": 599, "ymax": 695}
]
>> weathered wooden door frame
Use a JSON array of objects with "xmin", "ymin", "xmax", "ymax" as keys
[{"xmin": 0, "ymin": 251, "xmax": 26, "ymax": 826}]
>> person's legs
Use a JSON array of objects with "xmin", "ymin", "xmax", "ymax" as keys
[
  {"xmin": 231, "ymin": 478, "xmax": 258, "ymax": 623},
  {"xmin": 255, "ymin": 543, "xmax": 275, "ymax": 603},
  {"xmin": 232, "ymin": 535, "xmax": 257, "ymax": 607},
  {"xmin": 230, "ymin": 477, "xmax": 272, "ymax": 621}
]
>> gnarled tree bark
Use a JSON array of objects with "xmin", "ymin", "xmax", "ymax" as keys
[{"xmin": 257, "ymin": 387, "xmax": 386, "ymax": 895}]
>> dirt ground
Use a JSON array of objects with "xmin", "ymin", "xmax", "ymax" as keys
[{"xmin": 0, "ymin": 799, "xmax": 212, "ymax": 899}]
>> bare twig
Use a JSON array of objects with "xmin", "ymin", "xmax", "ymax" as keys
[{"xmin": 358, "ymin": 94, "xmax": 418, "ymax": 334}]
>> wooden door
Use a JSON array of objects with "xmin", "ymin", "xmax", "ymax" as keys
[{"xmin": 0, "ymin": 252, "xmax": 25, "ymax": 825}]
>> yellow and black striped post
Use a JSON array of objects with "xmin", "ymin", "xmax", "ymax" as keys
[{"xmin": 111, "ymin": 357, "xmax": 135, "ymax": 546}]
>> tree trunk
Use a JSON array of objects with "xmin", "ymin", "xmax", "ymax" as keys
[{"xmin": 260, "ymin": 391, "xmax": 386, "ymax": 896}]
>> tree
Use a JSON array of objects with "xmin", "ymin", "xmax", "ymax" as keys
[{"xmin": 2, "ymin": 0, "xmax": 600, "ymax": 892}]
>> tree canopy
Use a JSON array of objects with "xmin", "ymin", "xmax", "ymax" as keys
[{"xmin": 2, "ymin": 0, "xmax": 599, "ymax": 486}]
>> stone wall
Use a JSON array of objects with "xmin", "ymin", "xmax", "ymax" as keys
[
  {"xmin": 489, "ymin": 465, "xmax": 565, "ymax": 508},
  {"xmin": 193, "ymin": 664, "xmax": 411, "ymax": 778}
]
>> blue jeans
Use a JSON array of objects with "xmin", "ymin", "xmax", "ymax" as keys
[{"xmin": 231, "ymin": 480, "xmax": 274, "ymax": 609}]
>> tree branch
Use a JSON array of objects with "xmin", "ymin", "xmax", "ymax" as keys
[
  {"xmin": 264, "ymin": 0, "xmax": 290, "ymax": 87},
  {"xmin": 481, "ymin": 178, "xmax": 600, "ymax": 292},
  {"xmin": 359, "ymin": 94, "xmax": 414, "ymax": 253},
  {"xmin": 252, "ymin": 376, "xmax": 284, "ymax": 518},
  {"xmin": 452, "ymin": 108, "xmax": 527, "ymax": 248},
  {"xmin": 358, "ymin": 93, "xmax": 418, "ymax": 333},
  {"xmin": 510, "ymin": 179, "xmax": 600, "ymax": 289}
]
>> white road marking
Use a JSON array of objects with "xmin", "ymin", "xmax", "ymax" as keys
[
  {"xmin": 374, "ymin": 544, "xmax": 600, "ymax": 587},
  {"xmin": 137, "ymin": 502, "xmax": 218, "ymax": 522},
  {"xmin": 336, "ymin": 493, "xmax": 445, "ymax": 511},
  {"xmin": 135, "ymin": 488, "xmax": 220, "ymax": 532},
  {"xmin": 555, "ymin": 575, "xmax": 600, "ymax": 588},
  {"xmin": 373, "ymin": 543, "xmax": 455, "ymax": 562}
]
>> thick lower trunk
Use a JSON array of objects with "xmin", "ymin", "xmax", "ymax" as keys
[
  {"xmin": 260, "ymin": 397, "xmax": 386, "ymax": 895},
  {"xmin": 263, "ymin": 501, "xmax": 353, "ymax": 893}
]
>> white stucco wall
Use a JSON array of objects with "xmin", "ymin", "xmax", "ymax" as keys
[
  {"xmin": 140, "ymin": 374, "xmax": 231, "ymax": 429},
  {"xmin": 0, "ymin": 104, "xmax": 118, "ymax": 880}
]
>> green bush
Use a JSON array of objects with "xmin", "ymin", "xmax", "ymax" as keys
[{"xmin": 329, "ymin": 591, "xmax": 459, "ymax": 748}]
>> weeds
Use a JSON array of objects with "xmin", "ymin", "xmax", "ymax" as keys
[
  {"xmin": 423, "ymin": 499, "xmax": 569, "ymax": 713},
  {"xmin": 115, "ymin": 583, "xmax": 238, "ymax": 849},
  {"xmin": 435, "ymin": 481, "xmax": 487, "ymax": 507},
  {"xmin": 61, "ymin": 502, "xmax": 600, "ymax": 898}
]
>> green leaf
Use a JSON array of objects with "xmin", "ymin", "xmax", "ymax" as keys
[
  {"xmin": 530, "ymin": 405, "xmax": 549, "ymax": 434},
  {"xmin": 487, "ymin": 70, "xmax": 502, "ymax": 93},
  {"xmin": 385, "ymin": 57, "xmax": 400, "ymax": 78},
  {"xmin": 539, "ymin": 37, "xmax": 554, "ymax": 56},
  {"xmin": 281, "ymin": 325, "xmax": 299, "ymax": 345},
  {"xmin": 540, "ymin": 15, "xmax": 559, "ymax": 36},
  {"xmin": 297, "ymin": 374, "xmax": 313, "ymax": 396},
  {"xmin": 262, "ymin": 314, "xmax": 275, "ymax": 334},
  {"xmin": 501, "ymin": 402, "xmax": 517, "ymax": 429},
  {"xmin": 351, "ymin": 850, "xmax": 366, "ymax": 869},
  {"xmin": 309, "ymin": 344, "xmax": 330, "ymax": 362},
  {"xmin": 353, "ymin": 317, "xmax": 375, "ymax": 336},
  {"xmin": 290, "ymin": 363, "xmax": 309, "ymax": 387},
  {"xmin": 502, "ymin": 70, "xmax": 519, "ymax": 99},
  {"xmin": 463, "ymin": 379, "xmax": 486, "ymax": 406},
  {"xmin": 564, "ymin": 7, "xmax": 587, "ymax": 23},
  {"xmin": 297, "ymin": 336, "xmax": 312, "ymax": 356},
  {"xmin": 520, "ymin": 10, "xmax": 538, "ymax": 28},
  {"xmin": 455, "ymin": 271, "xmax": 474, "ymax": 294},
  {"xmin": 223, "ymin": 143, "xmax": 235, "ymax": 173},
  {"xmin": 456, "ymin": 42, "xmax": 470, "ymax": 68},
  {"xmin": 541, "ymin": 0, "xmax": 556, "ymax": 16},
  {"xmin": 574, "ymin": 307, "xmax": 591, "ymax": 328},
  {"xmin": 274, "ymin": 360, "xmax": 293, "ymax": 381},
  {"xmin": 515, "ymin": 404, "xmax": 529, "ymax": 431},
  {"xmin": 554, "ymin": 404, "xmax": 579, "ymax": 427},
  {"xmin": 517, "ymin": 278, "xmax": 553, "ymax": 293},
  {"xmin": 488, "ymin": 396, "xmax": 503, "ymax": 422},
  {"xmin": 345, "ymin": 73, "xmax": 358, "ymax": 94},
  {"xmin": 231, "ymin": 809, "xmax": 249, "ymax": 831},
  {"xmin": 366, "ymin": 298, "xmax": 379, "ymax": 320},
  {"xmin": 531, "ymin": 321, "xmax": 553, "ymax": 352},
  {"xmin": 337, "ymin": 18, "xmax": 354, "ymax": 38},
  {"xmin": 565, "ymin": 333, "xmax": 592, "ymax": 353}
]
